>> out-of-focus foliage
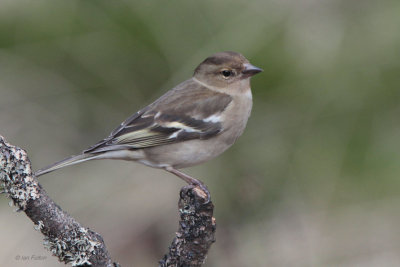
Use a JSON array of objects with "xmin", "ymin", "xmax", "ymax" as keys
[{"xmin": 1, "ymin": 0, "xmax": 400, "ymax": 266}]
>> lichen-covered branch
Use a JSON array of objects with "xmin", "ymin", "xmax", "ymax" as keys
[
  {"xmin": 0, "ymin": 136, "xmax": 118, "ymax": 267},
  {"xmin": 0, "ymin": 135, "xmax": 216, "ymax": 266},
  {"xmin": 160, "ymin": 186, "xmax": 216, "ymax": 267}
]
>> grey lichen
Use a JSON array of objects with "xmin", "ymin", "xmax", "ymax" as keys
[
  {"xmin": 34, "ymin": 220, "xmax": 45, "ymax": 231},
  {"xmin": 1, "ymin": 135, "xmax": 116, "ymax": 266},
  {"xmin": 0, "ymin": 137, "xmax": 39, "ymax": 210},
  {"xmin": 43, "ymin": 227, "xmax": 101, "ymax": 266}
]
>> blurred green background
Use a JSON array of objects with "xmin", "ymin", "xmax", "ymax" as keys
[{"xmin": 1, "ymin": 0, "xmax": 400, "ymax": 266}]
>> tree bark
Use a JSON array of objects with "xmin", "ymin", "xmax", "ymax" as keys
[{"xmin": 159, "ymin": 186, "xmax": 216, "ymax": 267}]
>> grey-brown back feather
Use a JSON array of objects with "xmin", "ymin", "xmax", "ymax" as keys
[
  {"xmin": 84, "ymin": 79, "xmax": 232, "ymax": 154},
  {"xmin": 36, "ymin": 79, "xmax": 232, "ymax": 176}
]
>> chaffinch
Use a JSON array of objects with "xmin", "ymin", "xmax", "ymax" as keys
[{"xmin": 36, "ymin": 51, "xmax": 262, "ymax": 197}]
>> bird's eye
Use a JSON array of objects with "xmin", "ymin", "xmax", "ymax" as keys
[{"xmin": 221, "ymin": 70, "xmax": 233, "ymax": 78}]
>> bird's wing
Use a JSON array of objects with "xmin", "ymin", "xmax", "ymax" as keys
[{"xmin": 84, "ymin": 79, "xmax": 232, "ymax": 154}]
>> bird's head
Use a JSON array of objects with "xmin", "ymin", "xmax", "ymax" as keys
[{"xmin": 193, "ymin": 51, "xmax": 262, "ymax": 89}]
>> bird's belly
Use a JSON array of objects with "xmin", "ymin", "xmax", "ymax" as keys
[{"xmin": 142, "ymin": 137, "xmax": 232, "ymax": 169}]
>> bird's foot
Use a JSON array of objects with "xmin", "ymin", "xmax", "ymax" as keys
[{"xmin": 165, "ymin": 167, "xmax": 211, "ymax": 203}]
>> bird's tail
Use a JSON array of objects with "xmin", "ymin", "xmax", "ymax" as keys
[{"xmin": 35, "ymin": 153, "xmax": 100, "ymax": 177}]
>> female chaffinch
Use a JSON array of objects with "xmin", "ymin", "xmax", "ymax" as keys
[{"xmin": 36, "ymin": 51, "xmax": 262, "ymax": 198}]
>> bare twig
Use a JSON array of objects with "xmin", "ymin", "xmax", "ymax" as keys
[{"xmin": 0, "ymin": 135, "xmax": 216, "ymax": 266}]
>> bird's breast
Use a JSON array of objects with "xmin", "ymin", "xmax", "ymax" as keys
[{"xmin": 219, "ymin": 89, "xmax": 253, "ymax": 145}]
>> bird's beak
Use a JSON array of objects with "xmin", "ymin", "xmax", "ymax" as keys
[{"xmin": 242, "ymin": 63, "xmax": 263, "ymax": 76}]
